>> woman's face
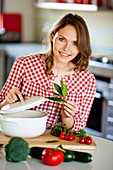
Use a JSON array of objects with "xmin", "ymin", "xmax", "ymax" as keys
[{"xmin": 51, "ymin": 24, "xmax": 80, "ymax": 64}]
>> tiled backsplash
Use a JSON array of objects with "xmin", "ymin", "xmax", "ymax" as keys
[{"xmin": 34, "ymin": 8, "xmax": 113, "ymax": 57}]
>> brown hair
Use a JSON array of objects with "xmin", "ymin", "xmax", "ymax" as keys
[{"xmin": 43, "ymin": 13, "xmax": 92, "ymax": 74}]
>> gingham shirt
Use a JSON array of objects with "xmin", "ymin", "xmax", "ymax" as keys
[{"xmin": 0, "ymin": 54, "xmax": 96, "ymax": 131}]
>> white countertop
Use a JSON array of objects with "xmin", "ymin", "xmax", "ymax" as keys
[
  {"xmin": 0, "ymin": 43, "xmax": 46, "ymax": 59},
  {"xmin": 0, "ymin": 135, "xmax": 113, "ymax": 170}
]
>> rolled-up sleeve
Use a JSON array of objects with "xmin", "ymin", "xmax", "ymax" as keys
[
  {"xmin": 0, "ymin": 57, "xmax": 25, "ymax": 103},
  {"xmin": 72, "ymin": 75, "xmax": 96, "ymax": 131}
]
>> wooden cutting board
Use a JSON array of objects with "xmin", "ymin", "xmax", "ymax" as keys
[{"xmin": 0, "ymin": 131, "xmax": 96, "ymax": 150}]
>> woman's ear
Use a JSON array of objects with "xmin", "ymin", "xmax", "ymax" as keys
[{"xmin": 51, "ymin": 33, "xmax": 54, "ymax": 42}]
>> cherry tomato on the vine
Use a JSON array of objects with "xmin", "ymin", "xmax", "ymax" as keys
[
  {"xmin": 86, "ymin": 137, "xmax": 92, "ymax": 145},
  {"xmin": 68, "ymin": 135, "xmax": 75, "ymax": 141},
  {"xmin": 64, "ymin": 135, "xmax": 69, "ymax": 140},
  {"xmin": 60, "ymin": 134, "xmax": 65, "ymax": 140},
  {"xmin": 71, "ymin": 134, "xmax": 76, "ymax": 140},
  {"xmin": 61, "ymin": 132, "xmax": 66, "ymax": 135},
  {"xmin": 79, "ymin": 136, "xmax": 85, "ymax": 144}
]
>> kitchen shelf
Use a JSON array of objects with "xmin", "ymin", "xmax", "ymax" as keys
[{"xmin": 35, "ymin": 2, "xmax": 98, "ymax": 11}]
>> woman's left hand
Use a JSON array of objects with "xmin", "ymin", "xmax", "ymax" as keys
[{"xmin": 61, "ymin": 100, "xmax": 78, "ymax": 118}]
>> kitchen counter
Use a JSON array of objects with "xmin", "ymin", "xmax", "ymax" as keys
[
  {"xmin": 0, "ymin": 135, "xmax": 113, "ymax": 170},
  {"xmin": 89, "ymin": 60, "xmax": 113, "ymax": 79}
]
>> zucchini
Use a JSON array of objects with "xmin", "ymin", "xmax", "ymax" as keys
[
  {"xmin": 64, "ymin": 150, "xmax": 75, "ymax": 162},
  {"xmin": 73, "ymin": 151, "xmax": 93, "ymax": 163},
  {"xmin": 57, "ymin": 145, "xmax": 93, "ymax": 163},
  {"xmin": 29, "ymin": 146, "xmax": 93, "ymax": 163},
  {"xmin": 57, "ymin": 145, "xmax": 75, "ymax": 162},
  {"xmin": 29, "ymin": 147, "xmax": 45, "ymax": 159},
  {"xmin": 30, "ymin": 146, "xmax": 74, "ymax": 162}
]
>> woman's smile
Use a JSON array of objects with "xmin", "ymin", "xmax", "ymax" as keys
[
  {"xmin": 59, "ymin": 51, "xmax": 71, "ymax": 58},
  {"xmin": 51, "ymin": 24, "xmax": 79, "ymax": 64}
]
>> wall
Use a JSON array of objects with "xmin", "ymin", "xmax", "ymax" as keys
[
  {"xmin": 34, "ymin": 8, "xmax": 113, "ymax": 57},
  {"xmin": 3, "ymin": 0, "xmax": 113, "ymax": 58},
  {"xmin": 4, "ymin": 0, "xmax": 35, "ymax": 42}
]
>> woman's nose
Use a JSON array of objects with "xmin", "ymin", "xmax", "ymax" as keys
[{"xmin": 63, "ymin": 42, "xmax": 70, "ymax": 52}]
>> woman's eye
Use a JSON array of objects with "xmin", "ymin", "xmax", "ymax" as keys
[
  {"xmin": 73, "ymin": 42, "xmax": 78, "ymax": 46},
  {"xmin": 59, "ymin": 37, "xmax": 64, "ymax": 41}
]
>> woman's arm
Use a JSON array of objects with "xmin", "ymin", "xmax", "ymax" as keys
[
  {"xmin": 0, "ymin": 57, "xmax": 25, "ymax": 109},
  {"xmin": 60, "ymin": 100, "xmax": 77, "ymax": 129},
  {"xmin": 60, "ymin": 75, "xmax": 96, "ymax": 131}
]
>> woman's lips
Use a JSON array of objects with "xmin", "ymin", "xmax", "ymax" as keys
[{"xmin": 59, "ymin": 51, "xmax": 70, "ymax": 58}]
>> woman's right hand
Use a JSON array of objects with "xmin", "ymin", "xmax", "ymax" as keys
[
  {"xmin": 5, "ymin": 87, "xmax": 26, "ymax": 104},
  {"xmin": 0, "ymin": 87, "xmax": 29, "ymax": 110}
]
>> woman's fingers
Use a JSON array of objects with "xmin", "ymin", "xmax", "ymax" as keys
[
  {"xmin": 61, "ymin": 100, "xmax": 78, "ymax": 118},
  {"xmin": 63, "ymin": 100, "xmax": 78, "ymax": 116},
  {"xmin": 62, "ymin": 109, "xmax": 72, "ymax": 118},
  {"xmin": 6, "ymin": 92, "xmax": 16, "ymax": 103},
  {"xmin": 5, "ymin": 95, "xmax": 14, "ymax": 104},
  {"xmin": 5, "ymin": 87, "xmax": 24, "ymax": 104}
]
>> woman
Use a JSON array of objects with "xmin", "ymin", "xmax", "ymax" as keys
[{"xmin": 0, "ymin": 13, "xmax": 96, "ymax": 131}]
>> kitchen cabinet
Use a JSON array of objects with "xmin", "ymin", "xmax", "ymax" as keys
[
  {"xmin": 89, "ymin": 60, "xmax": 113, "ymax": 140},
  {"xmin": 106, "ymin": 85, "xmax": 113, "ymax": 140},
  {"xmin": 36, "ymin": 0, "xmax": 113, "ymax": 11},
  {"xmin": 36, "ymin": 1, "xmax": 98, "ymax": 11}
]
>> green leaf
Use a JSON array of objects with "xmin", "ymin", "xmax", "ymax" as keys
[
  {"xmin": 62, "ymin": 84, "xmax": 68, "ymax": 98},
  {"xmin": 47, "ymin": 97, "xmax": 66, "ymax": 103},
  {"xmin": 60, "ymin": 81, "xmax": 64, "ymax": 91},
  {"xmin": 60, "ymin": 81, "xmax": 68, "ymax": 98},
  {"xmin": 49, "ymin": 91, "xmax": 61, "ymax": 96},
  {"xmin": 54, "ymin": 83, "xmax": 63, "ymax": 96}
]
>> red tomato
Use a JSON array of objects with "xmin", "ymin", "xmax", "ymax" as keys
[
  {"xmin": 79, "ymin": 136, "xmax": 85, "ymax": 144},
  {"xmin": 42, "ymin": 148, "xmax": 64, "ymax": 166},
  {"xmin": 60, "ymin": 134, "xmax": 65, "ymax": 140},
  {"xmin": 61, "ymin": 132, "xmax": 66, "ymax": 135},
  {"xmin": 72, "ymin": 134, "xmax": 76, "ymax": 139},
  {"xmin": 86, "ymin": 137, "xmax": 92, "ymax": 145},
  {"xmin": 68, "ymin": 135, "xmax": 74, "ymax": 141},
  {"xmin": 64, "ymin": 135, "xmax": 69, "ymax": 140}
]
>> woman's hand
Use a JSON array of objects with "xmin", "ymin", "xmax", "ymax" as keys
[
  {"xmin": 0, "ymin": 87, "xmax": 29, "ymax": 110},
  {"xmin": 60, "ymin": 100, "xmax": 77, "ymax": 129},
  {"xmin": 5, "ymin": 87, "xmax": 28, "ymax": 104},
  {"xmin": 61, "ymin": 100, "xmax": 77, "ymax": 118}
]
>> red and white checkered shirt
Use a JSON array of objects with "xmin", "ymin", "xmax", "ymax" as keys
[{"xmin": 0, "ymin": 54, "xmax": 96, "ymax": 131}]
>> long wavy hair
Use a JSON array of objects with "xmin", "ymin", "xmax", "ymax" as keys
[{"xmin": 43, "ymin": 13, "xmax": 92, "ymax": 74}]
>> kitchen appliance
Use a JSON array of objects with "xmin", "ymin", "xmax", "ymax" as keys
[
  {"xmin": 88, "ymin": 55, "xmax": 113, "ymax": 140},
  {"xmin": 86, "ymin": 91, "xmax": 103, "ymax": 132},
  {"xmin": 0, "ymin": 96, "xmax": 47, "ymax": 138}
]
